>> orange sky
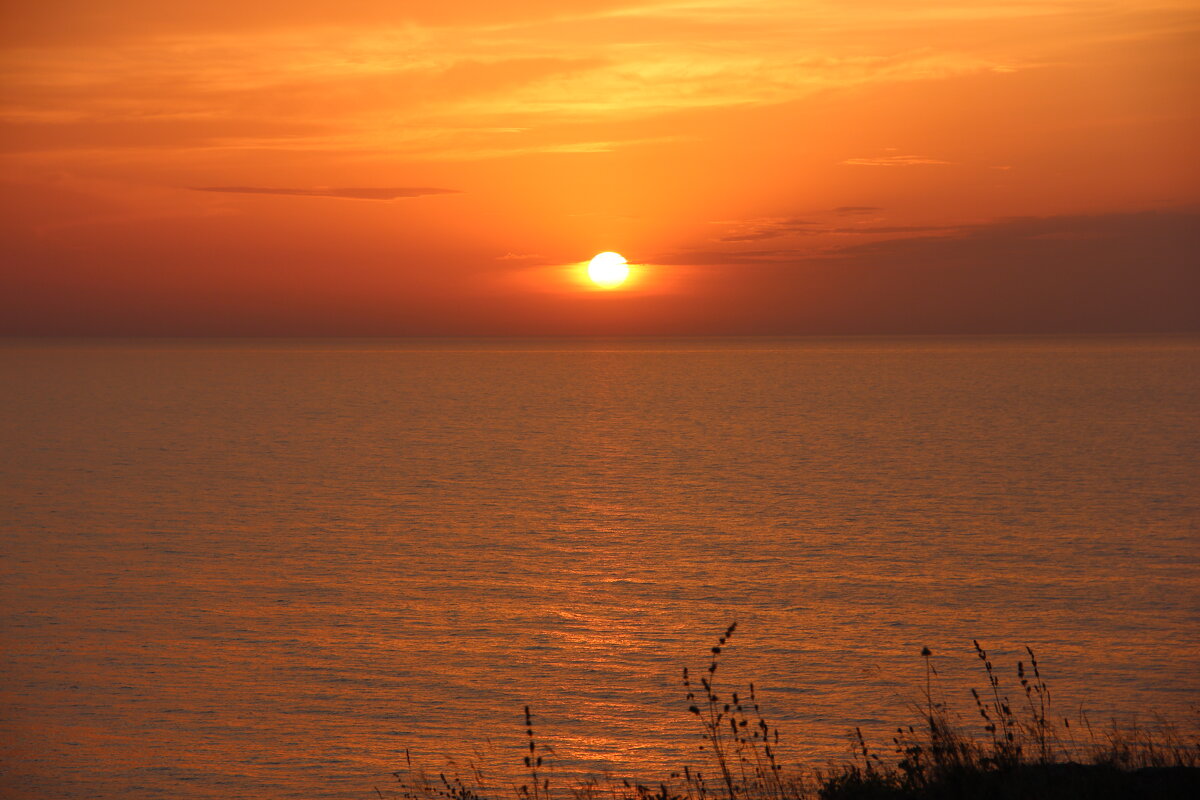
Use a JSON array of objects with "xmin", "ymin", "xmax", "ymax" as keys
[{"xmin": 2, "ymin": 1, "xmax": 1198, "ymax": 335}]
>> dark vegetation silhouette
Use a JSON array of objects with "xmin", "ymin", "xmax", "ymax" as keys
[{"xmin": 383, "ymin": 625, "xmax": 1199, "ymax": 800}]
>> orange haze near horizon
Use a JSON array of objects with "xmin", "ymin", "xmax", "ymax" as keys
[{"xmin": 2, "ymin": 1, "xmax": 1198, "ymax": 335}]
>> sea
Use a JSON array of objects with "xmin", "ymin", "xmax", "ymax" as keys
[{"xmin": 1, "ymin": 336, "xmax": 1197, "ymax": 799}]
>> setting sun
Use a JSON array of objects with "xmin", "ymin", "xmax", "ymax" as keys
[{"xmin": 587, "ymin": 252, "xmax": 630, "ymax": 288}]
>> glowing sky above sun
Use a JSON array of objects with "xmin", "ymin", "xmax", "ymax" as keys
[{"xmin": 1, "ymin": 1, "xmax": 1197, "ymax": 335}]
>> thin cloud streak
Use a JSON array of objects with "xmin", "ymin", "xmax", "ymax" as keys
[
  {"xmin": 714, "ymin": 216, "xmax": 953, "ymax": 243},
  {"xmin": 718, "ymin": 218, "xmax": 819, "ymax": 242},
  {"xmin": 841, "ymin": 155, "xmax": 951, "ymax": 166},
  {"xmin": 192, "ymin": 186, "xmax": 459, "ymax": 200}
]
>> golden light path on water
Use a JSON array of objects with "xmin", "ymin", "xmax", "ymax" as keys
[{"xmin": 0, "ymin": 337, "xmax": 1197, "ymax": 799}]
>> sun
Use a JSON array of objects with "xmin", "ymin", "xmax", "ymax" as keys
[{"xmin": 587, "ymin": 251, "xmax": 630, "ymax": 288}]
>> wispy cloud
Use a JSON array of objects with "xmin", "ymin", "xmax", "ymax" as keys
[
  {"xmin": 0, "ymin": 3, "xmax": 1041, "ymax": 162},
  {"xmin": 655, "ymin": 248, "xmax": 804, "ymax": 265},
  {"xmin": 192, "ymin": 186, "xmax": 459, "ymax": 200},
  {"xmin": 834, "ymin": 224, "xmax": 956, "ymax": 234},
  {"xmin": 3, "ymin": 0, "xmax": 1191, "ymax": 168},
  {"xmin": 841, "ymin": 155, "xmax": 951, "ymax": 166},
  {"xmin": 713, "ymin": 214, "xmax": 952, "ymax": 242},
  {"xmin": 717, "ymin": 217, "xmax": 819, "ymax": 242}
]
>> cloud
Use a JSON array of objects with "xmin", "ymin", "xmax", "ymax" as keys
[
  {"xmin": 0, "ymin": 118, "xmax": 329, "ymax": 153},
  {"xmin": 654, "ymin": 248, "xmax": 802, "ymax": 265},
  {"xmin": 715, "ymin": 217, "xmax": 953, "ymax": 242},
  {"xmin": 661, "ymin": 209, "xmax": 1200, "ymax": 334},
  {"xmin": 841, "ymin": 155, "xmax": 951, "ymax": 166},
  {"xmin": 833, "ymin": 205, "xmax": 882, "ymax": 215},
  {"xmin": 0, "ymin": 4, "xmax": 1037, "ymax": 163},
  {"xmin": 832, "ymin": 224, "xmax": 957, "ymax": 234},
  {"xmin": 192, "ymin": 186, "xmax": 459, "ymax": 200},
  {"xmin": 717, "ymin": 217, "xmax": 819, "ymax": 242}
]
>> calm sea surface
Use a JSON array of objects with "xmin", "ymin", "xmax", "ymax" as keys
[{"xmin": 1, "ymin": 337, "xmax": 1198, "ymax": 799}]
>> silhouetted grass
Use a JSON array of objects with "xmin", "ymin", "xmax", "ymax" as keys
[{"xmin": 382, "ymin": 626, "xmax": 1199, "ymax": 800}]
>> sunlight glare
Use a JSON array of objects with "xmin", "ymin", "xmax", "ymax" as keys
[{"xmin": 587, "ymin": 252, "xmax": 630, "ymax": 288}]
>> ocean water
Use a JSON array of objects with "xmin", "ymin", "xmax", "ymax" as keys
[{"xmin": 1, "ymin": 336, "xmax": 1197, "ymax": 799}]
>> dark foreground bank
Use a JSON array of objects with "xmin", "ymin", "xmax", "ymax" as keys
[{"xmin": 821, "ymin": 762, "xmax": 1200, "ymax": 799}]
